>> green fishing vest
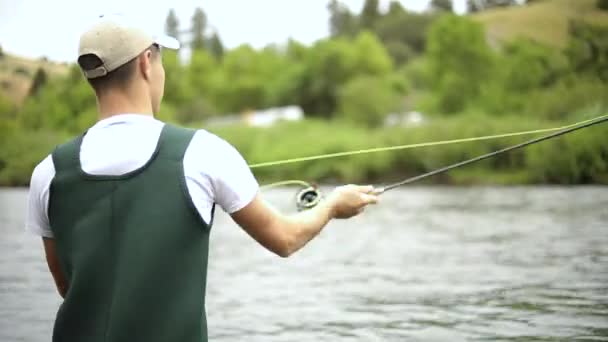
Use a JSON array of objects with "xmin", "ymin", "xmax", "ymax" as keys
[{"xmin": 48, "ymin": 124, "xmax": 213, "ymax": 342}]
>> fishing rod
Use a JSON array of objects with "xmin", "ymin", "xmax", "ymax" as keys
[
  {"xmin": 285, "ymin": 114, "xmax": 608, "ymax": 210},
  {"xmin": 374, "ymin": 114, "xmax": 608, "ymax": 194}
]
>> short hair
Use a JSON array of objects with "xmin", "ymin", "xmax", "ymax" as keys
[{"xmin": 78, "ymin": 44, "xmax": 160, "ymax": 93}]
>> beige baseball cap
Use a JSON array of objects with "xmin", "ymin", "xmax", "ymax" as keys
[{"xmin": 78, "ymin": 14, "xmax": 180, "ymax": 79}]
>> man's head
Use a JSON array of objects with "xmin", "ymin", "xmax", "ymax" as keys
[{"xmin": 77, "ymin": 16, "xmax": 179, "ymax": 114}]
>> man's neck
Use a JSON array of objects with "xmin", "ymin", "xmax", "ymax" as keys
[{"xmin": 96, "ymin": 89, "xmax": 153, "ymax": 120}]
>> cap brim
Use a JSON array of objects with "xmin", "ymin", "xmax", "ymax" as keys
[{"xmin": 154, "ymin": 35, "xmax": 180, "ymax": 50}]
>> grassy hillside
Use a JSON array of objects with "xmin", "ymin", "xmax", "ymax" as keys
[
  {"xmin": 473, "ymin": 0, "xmax": 608, "ymax": 48},
  {"xmin": 0, "ymin": 52, "xmax": 69, "ymax": 105}
]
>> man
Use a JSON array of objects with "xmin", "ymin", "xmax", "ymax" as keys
[{"xmin": 25, "ymin": 16, "xmax": 378, "ymax": 342}]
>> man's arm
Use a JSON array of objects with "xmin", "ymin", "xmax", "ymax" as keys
[
  {"xmin": 42, "ymin": 238, "xmax": 68, "ymax": 298},
  {"xmin": 186, "ymin": 132, "xmax": 378, "ymax": 258},
  {"xmin": 25, "ymin": 155, "xmax": 66, "ymax": 296},
  {"xmin": 231, "ymin": 185, "xmax": 378, "ymax": 258}
]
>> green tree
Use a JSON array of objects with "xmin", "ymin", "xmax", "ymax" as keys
[
  {"xmin": 384, "ymin": 40, "xmax": 414, "ymax": 65},
  {"xmin": 28, "ymin": 67, "xmax": 48, "ymax": 97},
  {"xmin": 64, "ymin": 66, "xmax": 98, "ymax": 131},
  {"xmin": 162, "ymin": 49, "xmax": 192, "ymax": 105},
  {"xmin": 257, "ymin": 50, "xmax": 304, "ymax": 107},
  {"xmin": 566, "ymin": 20, "xmax": 608, "ymax": 81},
  {"xmin": 215, "ymin": 45, "xmax": 271, "ymax": 113},
  {"xmin": 502, "ymin": 38, "xmax": 567, "ymax": 92},
  {"xmin": 297, "ymin": 39, "xmax": 356, "ymax": 116},
  {"xmin": 191, "ymin": 8, "xmax": 207, "ymax": 50},
  {"xmin": 188, "ymin": 49, "xmax": 217, "ymax": 101},
  {"xmin": 352, "ymin": 31, "xmax": 393, "ymax": 75},
  {"xmin": 328, "ymin": 0, "xmax": 358, "ymax": 37},
  {"xmin": 426, "ymin": 15, "xmax": 495, "ymax": 113},
  {"xmin": 360, "ymin": 0, "xmax": 379, "ymax": 30},
  {"xmin": 298, "ymin": 31, "xmax": 394, "ymax": 117},
  {"xmin": 286, "ymin": 39, "xmax": 309, "ymax": 61},
  {"xmin": 388, "ymin": 0, "xmax": 405, "ymax": 15},
  {"xmin": 478, "ymin": 38, "xmax": 568, "ymax": 115},
  {"xmin": 165, "ymin": 9, "xmax": 180, "ymax": 39},
  {"xmin": 599, "ymin": 0, "xmax": 608, "ymax": 10},
  {"xmin": 19, "ymin": 65, "xmax": 96, "ymax": 133},
  {"xmin": 374, "ymin": 11, "xmax": 435, "ymax": 55},
  {"xmin": 430, "ymin": 0, "xmax": 454, "ymax": 12},
  {"xmin": 208, "ymin": 31, "xmax": 224, "ymax": 58}
]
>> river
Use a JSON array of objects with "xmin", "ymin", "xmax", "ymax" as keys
[{"xmin": 1, "ymin": 186, "xmax": 607, "ymax": 341}]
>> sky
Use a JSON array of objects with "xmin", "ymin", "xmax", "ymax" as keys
[{"xmin": 0, "ymin": 0, "xmax": 467, "ymax": 63}]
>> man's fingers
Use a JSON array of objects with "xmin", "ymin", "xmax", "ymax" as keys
[
  {"xmin": 360, "ymin": 193, "xmax": 378, "ymax": 205},
  {"xmin": 353, "ymin": 185, "xmax": 374, "ymax": 193}
]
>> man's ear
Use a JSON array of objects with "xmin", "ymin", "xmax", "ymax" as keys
[{"xmin": 140, "ymin": 51, "xmax": 153, "ymax": 81}]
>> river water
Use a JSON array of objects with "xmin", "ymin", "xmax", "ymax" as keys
[{"xmin": 1, "ymin": 186, "xmax": 607, "ymax": 341}]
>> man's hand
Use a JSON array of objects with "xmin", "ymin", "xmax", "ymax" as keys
[
  {"xmin": 325, "ymin": 184, "xmax": 379, "ymax": 219},
  {"xmin": 231, "ymin": 184, "xmax": 379, "ymax": 258}
]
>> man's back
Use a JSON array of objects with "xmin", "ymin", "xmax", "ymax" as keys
[
  {"xmin": 49, "ymin": 123, "xmax": 209, "ymax": 341},
  {"xmin": 26, "ymin": 115, "xmax": 260, "ymax": 342}
]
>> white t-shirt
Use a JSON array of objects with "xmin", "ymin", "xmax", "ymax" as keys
[{"xmin": 25, "ymin": 114, "xmax": 259, "ymax": 238}]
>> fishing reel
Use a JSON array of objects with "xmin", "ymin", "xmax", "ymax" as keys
[{"xmin": 295, "ymin": 186, "xmax": 323, "ymax": 211}]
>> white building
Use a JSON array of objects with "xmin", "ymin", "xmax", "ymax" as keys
[
  {"xmin": 384, "ymin": 111, "xmax": 426, "ymax": 127},
  {"xmin": 206, "ymin": 105, "xmax": 304, "ymax": 127}
]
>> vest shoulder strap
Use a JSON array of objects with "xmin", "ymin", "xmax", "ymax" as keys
[
  {"xmin": 156, "ymin": 124, "xmax": 197, "ymax": 162},
  {"xmin": 51, "ymin": 134, "xmax": 85, "ymax": 174}
]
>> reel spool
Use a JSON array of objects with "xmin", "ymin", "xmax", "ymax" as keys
[{"xmin": 295, "ymin": 186, "xmax": 322, "ymax": 211}]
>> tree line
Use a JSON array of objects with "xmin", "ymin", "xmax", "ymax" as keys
[{"xmin": 0, "ymin": 1, "xmax": 607, "ymax": 186}]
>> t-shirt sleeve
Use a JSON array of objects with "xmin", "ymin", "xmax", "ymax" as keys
[
  {"xmin": 187, "ymin": 131, "xmax": 259, "ymax": 215},
  {"xmin": 25, "ymin": 154, "xmax": 55, "ymax": 238}
]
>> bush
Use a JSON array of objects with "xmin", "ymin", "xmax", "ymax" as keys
[
  {"xmin": 567, "ymin": 20, "xmax": 608, "ymax": 80},
  {"xmin": 598, "ymin": 0, "xmax": 608, "ymax": 10},
  {"xmin": 524, "ymin": 77, "xmax": 608, "ymax": 120},
  {"xmin": 0, "ymin": 93, "xmax": 15, "ymax": 120},
  {"xmin": 0, "ymin": 128, "xmax": 63, "ymax": 186},
  {"xmin": 336, "ymin": 75, "xmax": 402, "ymax": 127},
  {"xmin": 501, "ymin": 38, "xmax": 568, "ymax": 92},
  {"xmin": 527, "ymin": 126, "xmax": 608, "ymax": 184}
]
